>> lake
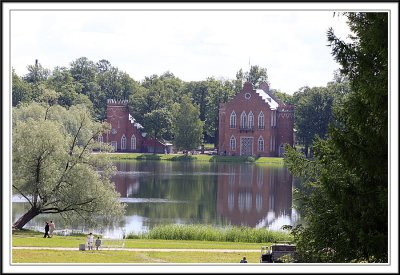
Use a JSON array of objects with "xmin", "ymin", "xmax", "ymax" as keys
[{"xmin": 12, "ymin": 160, "xmax": 299, "ymax": 238}]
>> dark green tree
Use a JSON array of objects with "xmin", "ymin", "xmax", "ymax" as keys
[
  {"xmin": 143, "ymin": 108, "xmax": 173, "ymax": 154},
  {"xmin": 293, "ymin": 86, "xmax": 337, "ymax": 157},
  {"xmin": 235, "ymin": 65, "xmax": 269, "ymax": 89},
  {"xmin": 22, "ymin": 60, "xmax": 50, "ymax": 84},
  {"xmin": 47, "ymin": 66, "xmax": 91, "ymax": 108},
  {"xmin": 173, "ymin": 96, "xmax": 204, "ymax": 153},
  {"xmin": 21, "ymin": 61, "xmax": 51, "ymax": 101},
  {"xmin": 12, "ymin": 69, "xmax": 32, "ymax": 106},
  {"xmin": 129, "ymin": 73, "xmax": 182, "ymax": 141},
  {"xmin": 284, "ymin": 12, "xmax": 388, "ymax": 263},
  {"xmin": 69, "ymin": 57, "xmax": 102, "ymax": 118},
  {"xmin": 271, "ymin": 89, "xmax": 294, "ymax": 105},
  {"xmin": 184, "ymin": 81, "xmax": 208, "ymax": 122},
  {"xmin": 204, "ymin": 78, "xmax": 235, "ymax": 146}
]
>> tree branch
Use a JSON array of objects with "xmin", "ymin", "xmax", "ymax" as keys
[
  {"xmin": 12, "ymin": 185, "xmax": 34, "ymax": 208},
  {"xmin": 68, "ymin": 113, "xmax": 86, "ymax": 157}
]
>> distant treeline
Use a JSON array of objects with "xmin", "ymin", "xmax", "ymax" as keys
[{"xmin": 12, "ymin": 57, "xmax": 348, "ymax": 146}]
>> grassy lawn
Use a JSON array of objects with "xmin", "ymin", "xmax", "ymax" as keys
[
  {"xmin": 12, "ymin": 235, "xmax": 264, "ymax": 250},
  {"xmin": 105, "ymin": 152, "xmax": 285, "ymax": 165},
  {"xmin": 12, "ymin": 230, "xmax": 264, "ymax": 263},
  {"xmin": 12, "ymin": 249, "xmax": 260, "ymax": 263}
]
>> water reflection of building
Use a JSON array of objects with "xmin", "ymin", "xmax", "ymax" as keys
[
  {"xmin": 112, "ymin": 162, "xmax": 140, "ymax": 198},
  {"xmin": 217, "ymin": 164, "xmax": 292, "ymax": 228}
]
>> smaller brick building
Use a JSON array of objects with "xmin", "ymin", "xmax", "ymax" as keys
[
  {"xmin": 100, "ymin": 99, "xmax": 172, "ymax": 153},
  {"xmin": 218, "ymin": 82, "xmax": 294, "ymax": 157}
]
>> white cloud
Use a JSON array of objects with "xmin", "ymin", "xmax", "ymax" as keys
[{"xmin": 10, "ymin": 9, "xmax": 352, "ymax": 94}]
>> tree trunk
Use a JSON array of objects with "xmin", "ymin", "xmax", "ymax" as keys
[{"xmin": 12, "ymin": 207, "xmax": 40, "ymax": 230}]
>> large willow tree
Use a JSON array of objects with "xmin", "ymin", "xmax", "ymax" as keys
[
  {"xmin": 12, "ymin": 102, "xmax": 126, "ymax": 229},
  {"xmin": 284, "ymin": 13, "xmax": 388, "ymax": 262}
]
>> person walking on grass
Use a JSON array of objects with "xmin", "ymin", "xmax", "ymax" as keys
[
  {"xmin": 95, "ymin": 236, "xmax": 102, "ymax": 250},
  {"xmin": 48, "ymin": 221, "xmax": 55, "ymax": 238},
  {"xmin": 87, "ymin": 232, "xmax": 94, "ymax": 250},
  {"xmin": 43, "ymin": 222, "xmax": 50, "ymax": 238}
]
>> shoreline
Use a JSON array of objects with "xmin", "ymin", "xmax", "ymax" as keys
[{"xmin": 98, "ymin": 152, "xmax": 285, "ymax": 165}]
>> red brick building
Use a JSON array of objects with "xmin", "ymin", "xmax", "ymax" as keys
[
  {"xmin": 218, "ymin": 82, "xmax": 294, "ymax": 157},
  {"xmin": 100, "ymin": 99, "xmax": 172, "ymax": 153}
]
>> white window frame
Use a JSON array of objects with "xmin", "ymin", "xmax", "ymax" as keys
[
  {"xmin": 258, "ymin": 112, "xmax": 265, "ymax": 129},
  {"xmin": 240, "ymin": 111, "xmax": 247, "ymax": 128},
  {"xmin": 248, "ymin": 111, "xmax": 254, "ymax": 128},
  {"xmin": 230, "ymin": 111, "xmax": 236, "ymax": 128},
  {"xmin": 131, "ymin": 134, "xmax": 136, "ymax": 150},
  {"xmin": 258, "ymin": 136, "xmax": 264, "ymax": 152},
  {"xmin": 230, "ymin": 136, "xmax": 236, "ymax": 151},
  {"xmin": 121, "ymin": 135, "xmax": 127, "ymax": 150}
]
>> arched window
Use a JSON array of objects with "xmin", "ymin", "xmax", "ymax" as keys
[
  {"xmin": 271, "ymin": 110, "xmax": 277, "ymax": 127},
  {"xmin": 97, "ymin": 135, "xmax": 103, "ymax": 143},
  {"xmin": 258, "ymin": 136, "xmax": 264, "ymax": 152},
  {"xmin": 258, "ymin": 112, "xmax": 265, "ymax": 129},
  {"xmin": 240, "ymin": 111, "xmax": 247, "ymax": 129},
  {"xmin": 131, "ymin": 135, "xmax": 136, "ymax": 150},
  {"xmin": 230, "ymin": 136, "xmax": 236, "ymax": 151},
  {"xmin": 121, "ymin": 135, "xmax": 127, "ymax": 150},
  {"xmin": 230, "ymin": 111, "xmax": 236, "ymax": 128},
  {"xmin": 248, "ymin": 111, "xmax": 254, "ymax": 129}
]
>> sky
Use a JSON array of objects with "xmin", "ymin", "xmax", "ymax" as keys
[{"xmin": 9, "ymin": 4, "xmax": 354, "ymax": 95}]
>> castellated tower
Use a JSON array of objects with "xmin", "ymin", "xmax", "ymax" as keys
[{"xmin": 102, "ymin": 99, "xmax": 144, "ymax": 152}]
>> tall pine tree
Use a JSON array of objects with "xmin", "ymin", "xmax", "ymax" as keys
[{"xmin": 284, "ymin": 13, "xmax": 388, "ymax": 263}]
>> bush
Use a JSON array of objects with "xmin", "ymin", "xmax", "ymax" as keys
[{"xmin": 126, "ymin": 224, "xmax": 292, "ymax": 243}]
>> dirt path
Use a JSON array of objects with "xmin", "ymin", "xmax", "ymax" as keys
[{"xmin": 13, "ymin": 247, "xmax": 259, "ymax": 252}]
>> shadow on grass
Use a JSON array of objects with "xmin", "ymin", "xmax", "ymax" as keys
[
  {"xmin": 136, "ymin": 154, "xmax": 162, "ymax": 160},
  {"xmin": 169, "ymin": 155, "xmax": 196, "ymax": 161},
  {"xmin": 209, "ymin": 156, "xmax": 256, "ymax": 163}
]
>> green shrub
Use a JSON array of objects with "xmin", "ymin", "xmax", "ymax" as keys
[{"xmin": 126, "ymin": 224, "xmax": 292, "ymax": 243}]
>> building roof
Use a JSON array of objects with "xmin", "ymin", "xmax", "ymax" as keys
[
  {"xmin": 128, "ymin": 114, "xmax": 144, "ymax": 129},
  {"xmin": 255, "ymin": 89, "xmax": 279, "ymax": 110}
]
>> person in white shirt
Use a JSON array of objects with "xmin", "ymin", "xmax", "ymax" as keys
[
  {"xmin": 48, "ymin": 221, "xmax": 55, "ymax": 238},
  {"xmin": 87, "ymin": 233, "xmax": 94, "ymax": 250}
]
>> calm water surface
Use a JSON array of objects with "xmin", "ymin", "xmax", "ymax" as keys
[{"xmin": 12, "ymin": 160, "xmax": 299, "ymax": 238}]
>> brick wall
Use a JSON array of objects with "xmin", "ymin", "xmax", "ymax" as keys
[
  {"xmin": 102, "ymin": 99, "xmax": 144, "ymax": 152},
  {"xmin": 218, "ymin": 82, "xmax": 294, "ymax": 157}
]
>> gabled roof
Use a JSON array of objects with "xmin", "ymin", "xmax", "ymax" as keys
[
  {"xmin": 255, "ymin": 89, "xmax": 279, "ymax": 110},
  {"xmin": 128, "ymin": 114, "xmax": 144, "ymax": 129}
]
